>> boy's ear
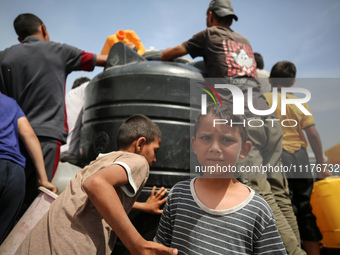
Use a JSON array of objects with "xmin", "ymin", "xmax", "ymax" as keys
[
  {"xmin": 41, "ymin": 24, "xmax": 50, "ymax": 41},
  {"xmin": 239, "ymin": 141, "xmax": 252, "ymax": 159},
  {"xmin": 135, "ymin": 137, "xmax": 146, "ymax": 153},
  {"xmin": 207, "ymin": 11, "xmax": 214, "ymax": 25},
  {"xmin": 290, "ymin": 78, "xmax": 296, "ymax": 86},
  {"xmin": 191, "ymin": 136, "xmax": 197, "ymax": 155}
]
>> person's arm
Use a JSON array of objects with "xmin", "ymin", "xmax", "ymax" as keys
[
  {"xmin": 161, "ymin": 44, "xmax": 187, "ymax": 61},
  {"xmin": 132, "ymin": 186, "xmax": 167, "ymax": 215},
  {"xmin": 95, "ymin": 54, "xmax": 108, "ymax": 66},
  {"xmin": 304, "ymin": 125, "xmax": 332, "ymax": 179},
  {"xmin": 83, "ymin": 164, "xmax": 177, "ymax": 255},
  {"xmin": 17, "ymin": 117, "xmax": 58, "ymax": 193}
]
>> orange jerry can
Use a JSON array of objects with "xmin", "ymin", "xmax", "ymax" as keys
[
  {"xmin": 310, "ymin": 176, "xmax": 340, "ymax": 248},
  {"xmin": 101, "ymin": 30, "xmax": 145, "ymax": 56}
]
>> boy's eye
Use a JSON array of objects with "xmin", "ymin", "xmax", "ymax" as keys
[
  {"xmin": 200, "ymin": 135, "xmax": 211, "ymax": 141},
  {"xmin": 221, "ymin": 137, "xmax": 234, "ymax": 143}
]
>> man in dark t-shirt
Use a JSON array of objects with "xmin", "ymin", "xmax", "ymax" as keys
[
  {"xmin": 0, "ymin": 13, "xmax": 107, "ymax": 210},
  {"xmin": 161, "ymin": 0, "xmax": 256, "ymax": 79},
  {"xmin": 182, "ymin": 26, "xmax": 257, "ymax": 78},
  {"xmin": 161, "ymin": 0, "xmax": 268, "ymax": 115}
]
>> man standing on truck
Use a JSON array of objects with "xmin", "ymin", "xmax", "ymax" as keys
[
  {"xmin": 160, "ymin": 0, "xmax": 305, "ymax": 254},
  {"xmin": 0, "ymin": 13, "xmax": 107, "ymax": 212}
]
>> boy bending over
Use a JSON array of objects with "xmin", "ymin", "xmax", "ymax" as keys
[
  {"xmin": 155, "ymin": 103, "xmax": 286, "ymax": 254},
  {"xmin": 16, "ymin": 114, "xmax": 177, "ymax": 255}
]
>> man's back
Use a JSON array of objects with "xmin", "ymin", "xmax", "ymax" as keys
[
  {"xmin": 183, "ymin": 26, "xmax": 257, "ymax": 78},
  {"xmin": 1, "ymin": 36, "xmax": 94, "ymax": 143},
  {"xmin": 264, "ymin": 91, "xmax": 315, "ymax": 153}
]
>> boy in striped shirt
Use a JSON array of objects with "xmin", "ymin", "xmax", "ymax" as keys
[{"xmin": 155, "ymin": 103, "xmax": 286, "ymax": 254}]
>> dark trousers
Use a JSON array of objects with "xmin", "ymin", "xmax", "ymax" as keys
[
  {"xmin": 282, "ymin": 148, "xmax": 322, "ymax": 241},
  {"xmin": 20, "ymin": 137, "xmax": 60, "ymax": 216},
  {"xmin": 0, "ymin": 159, "xmax": 25, "ymax": 244}
]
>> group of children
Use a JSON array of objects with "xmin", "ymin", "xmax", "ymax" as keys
[
  {"xmin": 1, "ymin": 61, "xmax": 324, "ymax": 255},
  {"xmin": 1, "ymin": 0, "xmax": 327, "ymax": 254},
  {"xmin": 11, "ymin": 59, "xmax": 319, "ymax": 255},
  {"xmin": 13, "ymin": 100, "xmax": 283, "ymax": 254}
]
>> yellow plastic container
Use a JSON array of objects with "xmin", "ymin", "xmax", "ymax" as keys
[
  {"xmin": 101, "ymin": 30, "xmax": 145, "ymax": 56},
  {"xmin": 310, "ymin": 177, "xmax": 340, "ymax": 248}
]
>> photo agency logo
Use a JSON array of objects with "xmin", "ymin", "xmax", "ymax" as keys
[{"xmin": 196, "ymin": 81, "xmax": 312, "ymax": 128}]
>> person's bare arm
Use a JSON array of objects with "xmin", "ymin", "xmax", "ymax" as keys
[
  {"xmin": 17, "ymin": 117, "xmax": 58, "ymax": 193},
  {"xmin": 95, "ymin": 54, "xmax": 108, "ymax": 66},
  {"xmin": 132, "ymin": 186, "xmax": 167, "ymax": 215},
  {"xmin": 83, "ymin": 164, "xmax": 177, "ymax": 254},
  {"xmin": 161, "ymin": 44, "xmax": 188, "ymax": 61},
  {"xmin": 304, "ymin": 125, "xmax": 332, "ymax": 179}
]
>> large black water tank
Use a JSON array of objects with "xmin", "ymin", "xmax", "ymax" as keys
[{"xmin": 79, "ymin": 43, "xmax": 204, "ymax": 187}]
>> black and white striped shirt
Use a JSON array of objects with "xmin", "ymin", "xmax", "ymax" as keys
[{"xmin": 155, "ymin": 178, "xmax": 286, "ymax": 255}]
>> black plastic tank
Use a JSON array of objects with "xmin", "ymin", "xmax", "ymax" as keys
[
  {"xmin": 80, "ymin": 42, "xmax": 204, "ymax": 187},
  {"xmin": 79, "ymin": 43, "xmax": 204, "ymax": 254}
]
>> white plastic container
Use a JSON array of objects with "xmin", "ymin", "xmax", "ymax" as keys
[
  {"xmin": 0, "ymin": 187, "xmax": 58, "ymax": 255},
  {"xmin": 52, "ymin": 162, "xmax": 80, "ymax": 194}
]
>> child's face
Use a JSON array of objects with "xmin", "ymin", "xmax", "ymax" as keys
[
  {"xmin": 140, "ymin": 138, "xmax": 161, "ymax": 167},
  {"xmin": 191, "ymin": 114, "xmax": 250, "ymax": 171}
]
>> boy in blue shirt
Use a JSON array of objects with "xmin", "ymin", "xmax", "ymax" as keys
[{"xmin": 0, "ymin": 93, "xmax": 57, "ymax": 244}]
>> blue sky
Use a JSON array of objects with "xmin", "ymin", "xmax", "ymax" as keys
[{"xmin": 1, "ymin": 0, "xmax": 340, "ymax": 152}]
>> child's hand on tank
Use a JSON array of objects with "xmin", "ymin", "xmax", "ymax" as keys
[
  {"xmin": 132, "ymin": 186, "xmax": 167, "ymax": 214},
  {"xmin": 144, "ymin": 186, "xmax": 168, "ymax": 214}
]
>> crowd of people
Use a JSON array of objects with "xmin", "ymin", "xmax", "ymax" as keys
[{"xmin": 0, "ymin": 0, "xmax": 332, "ymax": 254}]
